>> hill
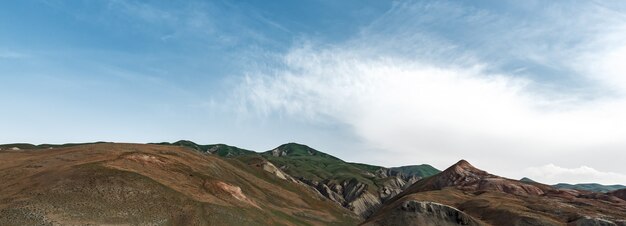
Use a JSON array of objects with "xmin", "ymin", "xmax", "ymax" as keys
[
  {"xmin": 365, "ymin": 160, "xmax": 626, "ymax": 226},
  {"xmin": 389, "ymin": 164, "xmax": 441, "ymax": 178},
  {"xmin": 260, "ymin": 143, "xmax": 433, "ymax": 218},
  {"xmin": 610, "ymin": 188, "xmax": 626, "ymax": 201},
  {"xmin": 0, "ymin": 143, "xmax": 359, "ymax": 225},
  {"xmin": 553, "ymin": 183, "xmax": 626, "ymax": 193},
  {"xmin": 154, "ymin": 140, "xmax": 256, "ymax": 157}
]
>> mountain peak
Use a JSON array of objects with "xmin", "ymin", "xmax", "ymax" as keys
[
  {"xmin": 452, "ymin": 159, "xmax": 472, "ymax": 168},
  {"xmin": 402, "ymin": 159, "xmax": 549, "ymax": 197},
  {"xmin": 266, "ymin": 143, "xmax": 340, "ymax": 160},
  {"xmin": 442, "ymin": 159, "xmax": 486, "ymax": 177},
  {"xmin": 520, "ymin": 177, "xmax": 537, "ymax": 183}
]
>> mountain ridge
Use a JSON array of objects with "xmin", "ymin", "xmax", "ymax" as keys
[
  {"xmin": 3, "ymin": 141, "xmax": 626, "ymax": 225},
  {"xmin": 366, "ymin": 160, "xmax": 626, "ymax": 226}
]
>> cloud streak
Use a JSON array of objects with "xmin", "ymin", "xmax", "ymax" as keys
[
  {"xmin": 234, "ymin": 1, "xmax": 626, "ymax": 184},
  {"xmin": 526, "ymin": 164, "xmax": 626, "ymax": 185}
]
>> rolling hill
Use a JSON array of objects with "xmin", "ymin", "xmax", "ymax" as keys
[
  {"xmin": 3, "ymin": 141, "xmax": 625, "ymax": 225},
  {"xmin": 553, "ymin": 183, "xmax": 626, "ymax": 193},
  {"xmin": 0, "ymin": 143, "xmax": 359, "ymax": 225}
]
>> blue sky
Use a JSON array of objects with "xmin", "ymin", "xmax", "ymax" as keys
[{"xmin": 2, "ymin": 0, "xmax": 626, "ymax": 184}]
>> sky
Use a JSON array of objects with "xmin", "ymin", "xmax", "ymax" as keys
[{"xmin": 2, "ymin": 0, "xmax": 626, "ymax": 185}]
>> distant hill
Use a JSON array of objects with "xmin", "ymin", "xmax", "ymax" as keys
[
  {"xmin": 520, "ymin": 177, "xmax": 625, "ymax": 193},
  {"xmin": 389, "ymin": 164, "xmax": 441, "ymax": 178},
  {"xmin": 553, "ymin": 183, "xmax": 626, "ymax": 193},
  {"xmin": 0, "ymin": 142, "xmax": 109, "ymax": 150},
  {"xmin": 520, "ymin": 177, "xmax": 537, "ymax": 183},
  {"xmin": 154, "ymin": 140, "xmax": 256, "ymax": 157}
]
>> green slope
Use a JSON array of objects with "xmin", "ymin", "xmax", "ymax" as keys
[
  {"xmin": 261, "ymin": 143, "xmax": 376, "ymax": 183},
  {"xmin": 389, "ymin": 164, "xmax": 441, "ymax": 178},
  {"xmin": 553, "ymin": 183, "xmax": 626, "ymax": 193},
  {"xmin": 156, "ymin": 140, "xmax": 256, "ymax": 157}
]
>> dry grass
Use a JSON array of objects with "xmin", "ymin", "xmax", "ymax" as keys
[{"xmin": 0, "ymin": 143, "xmax": 359, "ymax": 225}]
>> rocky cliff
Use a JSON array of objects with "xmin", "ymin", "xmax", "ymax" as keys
[{"xmin": 363, "ymin": 201, "xmax": 485, "ymax": 226}]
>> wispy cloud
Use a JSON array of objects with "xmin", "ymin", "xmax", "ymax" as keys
[
  {"xmin": 233, "ymin": 1, "xmax": 626, "ymax": 184},
  {"xmin": 525, "ymin": 164, "xmax": 626, "ymax": 185}
]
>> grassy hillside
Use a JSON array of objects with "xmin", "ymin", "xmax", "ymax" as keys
[
  {"xmin": 389, "ymin": 164, "xmax": 441, "ymax": 178},
  {"xmin": 261, "ymin": 143, "xmax": 376, "ymax": 184},
  {"xmin": 155, "ymin": 140, "xmax": 256, "ymax": 157},
  {"xmin": 0, "ymin": 143, "xmax": 359, "ymax": 225}
]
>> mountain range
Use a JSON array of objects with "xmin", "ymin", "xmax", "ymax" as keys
[{"xmin": 1, "ymin": 141, "xmax": 625, "ymax": 225}]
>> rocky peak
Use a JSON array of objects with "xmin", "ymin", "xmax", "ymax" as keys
[
  {"xmin": 404, "ymin": 160, "xmax": 548, "ymax": 196},
  {"xmin": 446, "ymin": 160, "xmax": 485, "ymax": 175},
  {"xmin": 432, "ymin": 160, "xmax": 489, "ymax": 188}
]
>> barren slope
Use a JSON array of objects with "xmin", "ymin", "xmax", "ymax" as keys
[
  {"xmin": 0, "ymin": 143, "xmax": 359, "ymax": 225},
  {"xmin": 365, "ymin": 160, "xmax": 626, "ymax": 226}
]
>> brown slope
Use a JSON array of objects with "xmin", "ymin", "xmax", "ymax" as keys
[
  {"xmin": 365, "ymin": 160, "xmax": 626, "ymax": 226},
  {"xmin": 609, "ymin": 188, "xmax": 626, "ymax": 201},
  {"xmin": 0, "ymin": 143, "xmax": 359, "ymax": 225},
  {"xmin": 400, "ymin": 160, "xmax": 550, "ymax": 197}
]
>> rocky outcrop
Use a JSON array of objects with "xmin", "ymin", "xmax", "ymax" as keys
[
  {"xmin": 298, "ymin": 178, "xmax": 383, "ymax": 218},
  {"xmin": 291, "ymin": 175, "xmax": 423, "ymax": 218},
  {"xmin": 568, "ymin": 216, "xmax": 626, "ymax": 226},
  {"xmin": 363, "ymin": 201, "xmax": 484, "ymax": 226},
  {"xmin": 378, "ymin": 175, "xmax": 420, "ymax": 201},
  {"xmin": 270, "ymin": 148, "xmax": 287, "ymax": 157},
  {"xmin": 248, "ymin": 158, "xmax": 301, "ymax": 183}
]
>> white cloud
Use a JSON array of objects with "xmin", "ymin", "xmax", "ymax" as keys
[
  {"xmin": 525, "ymin": 164, "xmax": 626, "ymax": 185},
  {"xmin": 233, "ymin": 1, "xmax": 626, "ymax": 184}
]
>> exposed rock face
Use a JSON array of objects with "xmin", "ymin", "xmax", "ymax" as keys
[
  {"xmin": 363, "ymin": 201, "xmax": 484, "ymax": 226},
  {"xmin": 298, "ymin": 178, "xmax": 383, "ymax": 218},
  {"xmin": 293, "ymin": 174, "xmax": 422, "ymax": 218},
  {"xmin": 257, "ymin": 160, "xmax": 287, "ymax": 180},
  {"xmin": 368, "ymin": 160, "xmax": 626, "ymax": 226},
  {"xmin": 270, "ymin": 148, "xmax": 287, "ymax": 157},
  {"xmin": 568, "ymin": 216, "xmax": 626, "ymax": 226},
  {"xmin": 215, "ymin": 181, "xmax": 259, "ymax": 208}
]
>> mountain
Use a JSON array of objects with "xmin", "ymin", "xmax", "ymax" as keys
[
  {"xmin": 389, "ymin": 164, "xmax": 441, "ymax": 178},
  {"xmin": 520, "ymin": 177, "xmax": 536, "ymax": 183},
  {"xmin": 521, "ymin": 177, "xmax": 626, "ymax": 192},
  {"xmin": 260, "ymin": 143, "xmax": 432, "ymax": 218},
  {"xmin": 365, "ymin": 160, "xmax": 626, "ymax": 226},
  {"xmin": 4, "ymin": 142, "xmax": 625, "ymax": 225},
  {"xmin": 0, "ymin": 143, "xmax": 359, "ymax": 225},
  {"xmin": 154, "ymin": 140, "xmax": 256, "ymax": 157},
  {"xmin": 553, "ymin": 183, "xmax": 626, "ymax": 193}
]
